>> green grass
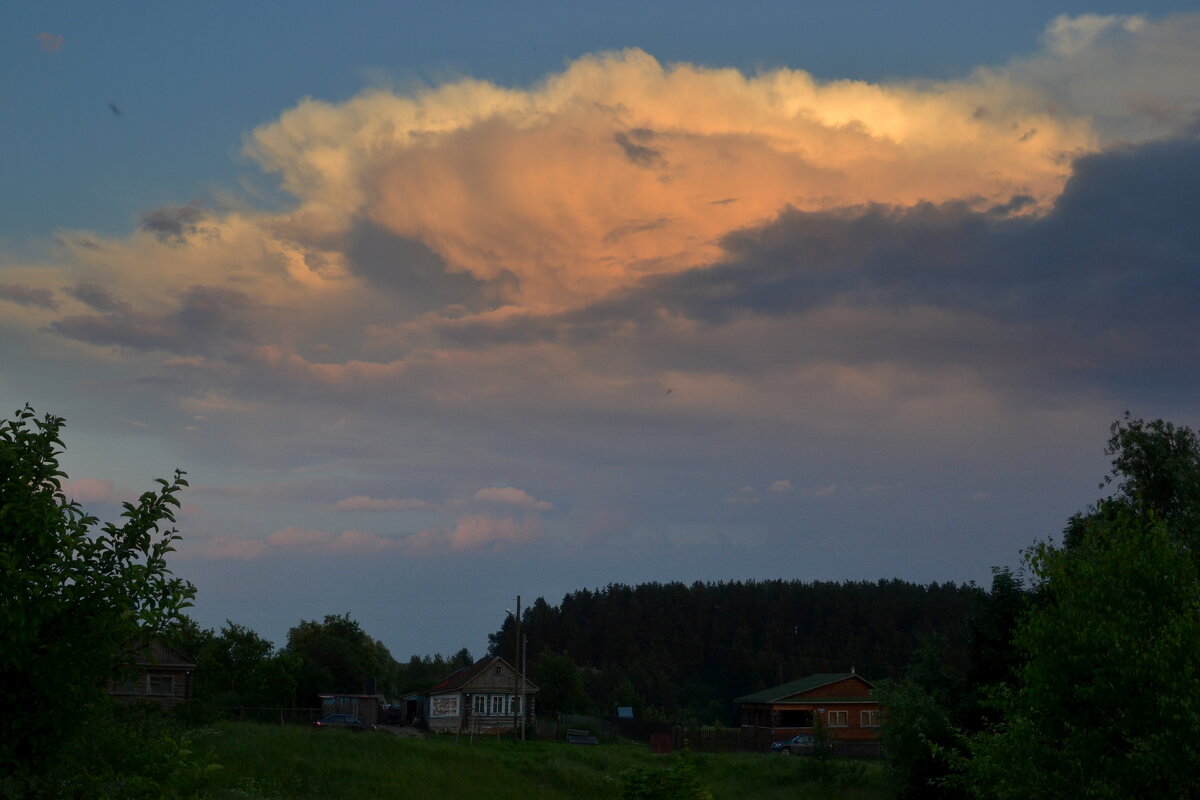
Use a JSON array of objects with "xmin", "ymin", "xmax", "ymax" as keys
[{"xmin": 196, "ymin": 722, "xmax": 890, "ymax": 800}]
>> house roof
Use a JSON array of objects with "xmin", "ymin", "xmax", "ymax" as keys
[
  {"xmin": 735, "ymin": 672, "xmax": 874, "ymax": 704},
  {"xmin": 427, "ymin": 655, "xmax": 539, "ymax": 694},
  {"xmin": 129, "ymin": 638, "xmax": 195, "ymax": 669}
]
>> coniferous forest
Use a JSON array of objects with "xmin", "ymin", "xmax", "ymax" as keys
[{"xmin": 487, "ymin": 578, "xmax": 982, "ymax": 723}]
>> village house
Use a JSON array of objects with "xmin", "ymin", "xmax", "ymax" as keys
[
  {"xmin": 736, "ymin": 671, "xmax": 879, "ymax": 743},
  {"xmin": 425, "ymin": 655, "xmax": 538, "ymax": 734},
  {"xmin": 107, "ymin": 639, "xmax": 195, "ymax": 709}
]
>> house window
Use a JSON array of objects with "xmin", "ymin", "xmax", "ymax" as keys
[
  {"xmin": 490, "ymin": 695, "xmax": 507, "ymax": 716},
  {"xmin": 827, "ymin": 710, "xmax": 848, "ymax": 727},
  {"xmin": 779, "ymin": 709, "xmax": 813, "ymax": 727},
  {"xmin": 860, "ymin": 710, "xmax": 880, "ymax": 728},
  {"xmin": 148, "ymin": 675, "xmax": 174, "ymax": 695},
  {"xmin": 472, "ymin": 695, "xmax": 487, "ymax": 715},
  {"xmin": 430, "ymin": 695, "xmax": 460, "ymax": 717}
]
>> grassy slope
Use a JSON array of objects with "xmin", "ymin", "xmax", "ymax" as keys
[{"xmin": 200, "ymin": 722, "xmax": 889, "ymax": 800}]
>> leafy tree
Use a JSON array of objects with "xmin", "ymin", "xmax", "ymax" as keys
[
  {"xmin": 285, "ymin": 613, "xmax": 400, "ymax": 704},
  {"xmin": 1066, "ymin": 414, "xmax": 1200, "ymax": 555},
  {"xmin": 180, "ymin": 620, "xmax": 297, "ymax": 708},
  {"xmin": 877, "ymin": 634, "xmax": 970, "ymax": 800},
  {"xmin": 0, "ymin": 406, "xmax": 195, "ymax": 779},
  {"xmin": 965, "ymin": 512, "xmax": 1200, "ymax": 799},
  {"xmin": 529, "ymin": 648, "xmax": 589, "ymax": 714}
]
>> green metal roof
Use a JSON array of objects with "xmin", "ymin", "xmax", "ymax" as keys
[{"xmin": 735, "ymin": 672, "xmax": 874, "ymax": 704}]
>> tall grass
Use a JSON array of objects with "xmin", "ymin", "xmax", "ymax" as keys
[{"xmin": 197, "ymin": 722, "xmax": 888, "ymax": 800}]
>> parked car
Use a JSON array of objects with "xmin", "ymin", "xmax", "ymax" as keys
[
  {"xmin": 769, "ymin": 733, "xmax": 815, "ymax": 755},
  {"xmin": 314, "ymin": 714, "xmax": 376, "ymax": 731}
]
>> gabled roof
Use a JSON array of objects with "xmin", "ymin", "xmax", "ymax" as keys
[
  {"xmin": 735, "ymin": 672, "xmax": 874, "ymax": 704},
  {"xmin": 128, "ymin": 638, "xmax": 195, "ymax": 669},
  {"xmin": 427, "ymin": 655, "xmax": 539, "ymax": 694}
]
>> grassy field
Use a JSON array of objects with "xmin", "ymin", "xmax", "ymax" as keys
[{"xmin": 195, "ymin": 722, "xmax": 890, "ymax": 799}]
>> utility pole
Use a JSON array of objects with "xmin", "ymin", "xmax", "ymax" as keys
[
  {"xmin": 512, "ymin": 595, "xmax": 521, "ymax": 737},
  {"xmin": 521, "ymin": 634, "xmax": 528, "ymax": 741}
]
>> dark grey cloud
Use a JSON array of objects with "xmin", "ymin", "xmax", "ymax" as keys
[
  {"xmin": 65, "ymin": 281, "xmax": 130, "ymax": 313},
  {"xmin": 603, "ymin": 216, "xmax": 672, "ymax": 244},
  {"xmin": 48, "ymin": 285, "xmax": 256, "ymax": 354},
  {"xmin": 0, "ymin": 283, "xmax": 58, "ymax": 309},
  {"xmin": 139, "ymin": 203, "xmax": 209, "ymax": 245},
  {"xmin": 613, "ymin": 129, "xmax": 663, "ymax": 167},
  {"xmin": 342, "ymin": 219, "xmax": 487, "ymax": 313}
]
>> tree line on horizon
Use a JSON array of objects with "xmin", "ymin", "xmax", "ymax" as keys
[{"xmin": 488, "ymin": 577, "xmax": 985, "ymax": 723}]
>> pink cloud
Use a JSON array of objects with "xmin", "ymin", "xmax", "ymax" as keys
[
  {"xmin": 64, "ymin": 477, "xmax": 121, "ymax": 505},
  {"xmin": 401, "ymin": 514, "xmax": 543, "ymax": 556},
  {"xmin": 334, "ymin": 495, "xmax": 433, "ymax": 512},
  {"xmin": 472, "ymin": 487, "xmax": 552, "ymax": 511},
  {"xmin": 767, "ymin": 480, "xmax": 793, "ymax": 493},
  {"xmin": 37, "ymin": 33, "xmax": 63, "ymax": 53}
]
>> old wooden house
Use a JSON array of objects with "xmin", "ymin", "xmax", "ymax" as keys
[
  {"xmin": 737, "ymin": 671, "xmax": 879, "ymax": 742},
  {"xmin": 107, "ymin": 639, "xmax": 195, "ymax": 709},
  {"xmin": 425, "ymin": 655, "xmax": 538, "ymax": 734}
]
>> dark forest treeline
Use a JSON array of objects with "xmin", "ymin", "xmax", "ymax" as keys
[{"xmin": 488, "ymin": 578, "xmax": 983, "ymax": 722}]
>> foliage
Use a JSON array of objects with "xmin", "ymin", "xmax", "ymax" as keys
[
  {"xmin": 531, "ymin": 648, "xmax": 590, "ymax": 713},
  {"xmin": 50, "ymin": 703, "xmax": 224, "ymax": 800},
  {"xmin": 489, "ymin": 579, "xmax": 980, "ymax": 719},
  {"xmin": 0, "ymin": 405, "xmax": 195, "ymax": 778},
  {"xmin": 394, "ymin": 648, "xmax": 474, "ymax": 696},
  {"xmin": 877, "ymin": 568, "xmax": 1028, "ymax": 800},
  {"xmin": 1065, "ymin": 413, "xmax": 1200, "ymax": 554},
  {"xmin": 173, "ymin": 618, "xmax": 299, "ymax": 709},
  {"xmin": 964, "ymin": 513, "xmax": 1200, "ymax": 799},
  {"xmin": 620, "ymin": 752, "xmax": 713, "ymax": 800},
  {"xmin": 200, "ymin": 722, "xmax": 887, "ymax": 800},
  {"xmin": 285, "ymin": 613, "xmax": 401, "ymax": 705},
  {"xmin": 876, "ymin": 677, "xmax": 965, "ymax": 800}
]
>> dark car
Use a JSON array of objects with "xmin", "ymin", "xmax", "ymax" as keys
[
  {"xmin": 314, "ymin": 714, "xmax": 376, "ymax": 731},
  {"xmin": 769, "ymin": 733, "xmax": 815, "ymax": 755}
]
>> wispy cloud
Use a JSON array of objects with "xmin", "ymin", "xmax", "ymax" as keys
[
  {"xmin": 472, "ymin": 487, "xmax": 553, "ymax": 511},
  {"xmin": 334, "ymin": 495, "xmax": 433, "ymax": 512}
]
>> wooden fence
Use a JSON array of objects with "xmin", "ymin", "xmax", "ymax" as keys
[{"xmin": 219, "ymin": 706, "xmax": 323, "ymax": 725}]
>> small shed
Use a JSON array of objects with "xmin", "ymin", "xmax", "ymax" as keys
[
  {"xmin": 108, "ymin": 639, "xmax": 195, "ymax": 709},
  {"xmin": 737, "ymin": 671, "xmax": 879, "ymax": 741},
  {"xmin": 425, "ymin": 655, "xmax": 539, "ymax": 734},
  {"xmin": 318, "ymin": 693, "xmax": 387, "ymax": 725}
]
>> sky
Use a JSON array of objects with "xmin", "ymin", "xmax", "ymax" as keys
[{"xmin": 4, "ymin": 2, "xmax": 1200, "ymax": 662}]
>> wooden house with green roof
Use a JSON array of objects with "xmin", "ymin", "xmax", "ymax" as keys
[{"xmin": 736, "ymin": 671, "xmax": 879, "ymax": 741}]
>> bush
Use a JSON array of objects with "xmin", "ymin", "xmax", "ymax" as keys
[{"xmin": 620, "ymin": 752, "xmax": 712, "ymax": 800}]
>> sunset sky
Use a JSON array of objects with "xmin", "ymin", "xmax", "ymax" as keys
[{"xmin": 4, "ymin": 2, "xmax": 1200, "ymax": 659}]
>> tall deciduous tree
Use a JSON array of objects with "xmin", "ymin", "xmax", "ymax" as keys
[
  {"xmin": 965, "ymin": 416, "xmax": 1200, "ymax": 799},
  {"xmin": 966, "ymin": 514, "xmax": 1200, "ymax": 799},
  {"xmin": 285, "ymin": 613, "xmax": 400, "ymax": 705},
  {"xmin": 0, "ymin": 406, "xmax": 195, "ymax": 777}
]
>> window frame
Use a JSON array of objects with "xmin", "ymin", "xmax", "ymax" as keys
[
  {"xmin": 148, "ymin": 675, "xmax": 174, "ymax": 695},
  {"xmin": 827, "ymin": 710, "xmax": 848, "ymax": 728}
]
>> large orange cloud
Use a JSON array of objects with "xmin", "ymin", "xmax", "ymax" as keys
[{"xmin": 248, "ymin": 49, "xmax": 1097, "ymax": 306}]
